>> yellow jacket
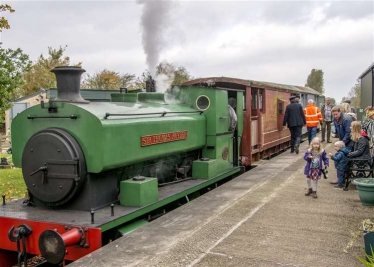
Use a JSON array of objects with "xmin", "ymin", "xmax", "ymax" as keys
[{"xmin": 304, "ymin": 104, "xmax": 323, "ymax": 127}]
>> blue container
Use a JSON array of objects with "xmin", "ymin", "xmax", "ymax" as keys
[{"xmin": 364, "ymin": 232, "xmax": 374, "ymax": 257}]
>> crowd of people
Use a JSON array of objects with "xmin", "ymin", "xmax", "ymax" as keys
[{"xmin": 283, "ymin": 95, "xmax": 373, "ymax": 199}]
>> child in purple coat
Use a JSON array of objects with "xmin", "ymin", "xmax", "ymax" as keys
[{"xmin": 303, "ymin": 137, "xmax": 329, "ymax": 198}]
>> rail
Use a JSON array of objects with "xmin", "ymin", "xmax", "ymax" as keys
[
  {"xmin": 27, "ymin": 115, "xmax": 78, "ymax": 120},
  {"xmin": 103, "ymin": 111, "xmax": 203, "ymax": 119}
]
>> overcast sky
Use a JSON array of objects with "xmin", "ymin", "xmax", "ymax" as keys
[{"xmin": 1, "ymin": 0, "xmax": 373, "ymax": 102}]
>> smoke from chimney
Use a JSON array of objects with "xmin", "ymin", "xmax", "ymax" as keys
[{"xmin": 137, "ymin": 0, "xmax": 173, "ymax": 77}]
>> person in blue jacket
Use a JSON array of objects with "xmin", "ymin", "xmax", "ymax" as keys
[{"xmin": 329, "ymin": 141, "xmax": 350, "ymax": 188}]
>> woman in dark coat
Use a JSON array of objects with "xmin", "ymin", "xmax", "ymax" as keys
[{"xmin": 347, "ymin": 121, "xmax": 371, "ymax": 160}]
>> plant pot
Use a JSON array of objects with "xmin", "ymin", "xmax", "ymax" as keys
[
  {"xmin": 364, "ymin": 232, "xmax": 374, "ymax": 257},
  {"xmin": 352, "ymin": 178, "xmax": 374, "ymax": 206},
  {"xmin": 363, "ymin": 221, "xmax": 374, "ymax": 258}
]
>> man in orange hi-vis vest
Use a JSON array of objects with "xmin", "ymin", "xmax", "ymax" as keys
[{"xmin": 304, "ymin": 99, "xmax": 323, "ymax": 145}]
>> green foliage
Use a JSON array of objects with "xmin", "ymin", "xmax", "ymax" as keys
[
  {"xmin": 330, "ymin": 98, "xmax": 337, "ymax": 106},
  {"xmin": 20, "ymin": 46, "xmax": 81, "ymax": 96},
  {"xmin": 347, "ymin": 81, "xmax": 361, "ymax": 108},
  {"xmin": 358, "ymin": 247, "xmax": 374, "ymax": 266},
  {"xmin": 137, "ymin": 61, "xmax": 193, "ymax": 90},
  {"xmin": 305, "ymin": 69, "xmax": 324, "ymax": 94},
  {"xmin": 0, "ymin": 47, "xmax": 32, "ymax": 123},
  {"xmin": 156, "ymin": 61, "xmax": 193, "ymax": 85},
  {"xmin": 83, "ymin": 62, "xmax": 193, "ymax": 91},
  {"xmin": 0, "ymin": 4, "xmax": 15, "ymax": 32},
  {"xmin": 81, "ymin": 69, "xmax": 137, "ymax": 90}
]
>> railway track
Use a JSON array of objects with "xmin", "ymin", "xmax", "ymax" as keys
[{"xmin": 12, "ymin": 256, "xmax": 49, "ymax": 267}]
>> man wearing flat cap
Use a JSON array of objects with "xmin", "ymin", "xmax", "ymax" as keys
[
  {"xmin": 294, "ymin": 94, "xmax": 300, "ymax": 103},
  {"xmin": 283, "ymin": 95, "xmax": 306, "ymax": 154}
]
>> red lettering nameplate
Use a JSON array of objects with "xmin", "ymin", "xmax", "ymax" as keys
[{"xmin": 141, "ymin": 131, "xmax": 188, "ymax": 147}]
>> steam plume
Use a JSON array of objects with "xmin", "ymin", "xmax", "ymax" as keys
[{"xmin": 137, "ymin": 0, "xmax": 173, "ymax": 77}]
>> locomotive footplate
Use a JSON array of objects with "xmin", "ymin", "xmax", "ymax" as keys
[
  {"xmin": 0, "ymin": 178, "xmax": 206, "ymax": 226},
  {"xmin": 0, "ymin": 171, "xmax": 240, "ymax": 227}
]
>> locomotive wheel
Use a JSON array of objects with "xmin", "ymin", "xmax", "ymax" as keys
[{"xmin": 22, "ymin": 128, "xmax": 87, "ymax": 207}]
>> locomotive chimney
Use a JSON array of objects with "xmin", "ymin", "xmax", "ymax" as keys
[
  {"xmin": 145, "ymin": 76, "xmax": 156, "ymax": 92},
  {"xmin": 51, "ymin": 66, "xmax": 89, "ymax": 103}
]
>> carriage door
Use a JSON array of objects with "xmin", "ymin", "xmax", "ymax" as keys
[{"xmin": 251, "ymin": 88, "xmax": 261, "ymax": 151}]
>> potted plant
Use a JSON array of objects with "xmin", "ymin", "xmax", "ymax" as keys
[
  {"xmin": 352, "ymin": 179, "xmax": 374, "ymax": 206},
  {"xmin": 345, "ymin": 219, "xmax": 374, "ymax": 265}
]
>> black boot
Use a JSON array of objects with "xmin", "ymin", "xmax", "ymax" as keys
[{"xmin": 305, "ymin": 188, "xmax": 313, "ymax": 196}]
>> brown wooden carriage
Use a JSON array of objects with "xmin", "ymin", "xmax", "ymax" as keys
[{"xmin": 183, "ymin": 77, "xmax": 324, "ymax": 166}]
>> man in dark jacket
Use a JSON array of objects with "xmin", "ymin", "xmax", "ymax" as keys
[
  {"xmin": 332, "ymin": 106, "xmax": 353, "ymax": 150},
  {"xmin": 283, "ymin": 95, "xmax": 306, "ymax": 154}
]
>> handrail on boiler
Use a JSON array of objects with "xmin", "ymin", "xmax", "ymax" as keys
[{"xmin": 104, "ymin": 111, "xmax": 204, "ymax": 119}]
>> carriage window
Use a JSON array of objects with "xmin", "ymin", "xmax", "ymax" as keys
[
  {"xmin": 252, "ymin": 88, "xmax": 264, "ymax": 111},
  {"xmin": 259, "ymin": 90, "xmax": 263, "ymax": 109},
  {"xmin": 251, "ymin": 89, "xmax": 257, "ymax": 109}
]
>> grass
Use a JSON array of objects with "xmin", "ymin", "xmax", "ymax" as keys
[{"xmin": 0, "ymin": 153, "xmax": 26, "ymax": 200}]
